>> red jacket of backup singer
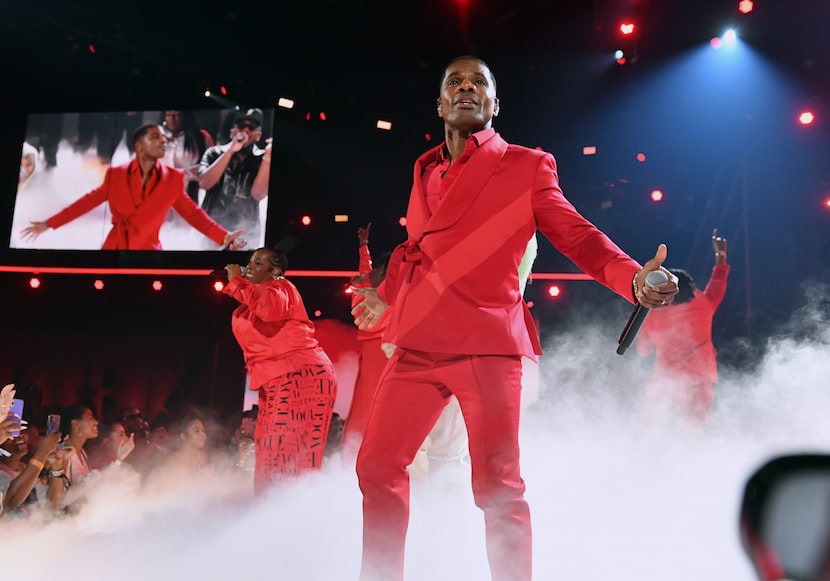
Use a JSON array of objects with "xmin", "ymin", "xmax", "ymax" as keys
[
  {"xmin": 223, "ymin": 275, "xmax": 331, "ymax": 391},
  {"xmin": 45, "ymin": 159, "xmax": 227, "ymax": 250},
  {"xmin": 378, "ymin": 129, "xmax": 642, "ymax": 359},
  {"xmin": 636, "ymin": 263, "xmax": 731, "ymax": 384}
]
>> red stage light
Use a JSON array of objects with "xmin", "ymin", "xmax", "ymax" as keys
[
  {"xmin": 319, "ymin": 112, "xmax": 327, "ymax": 121},
  {"xmin": 824, "ymin": 197, "xmax": 830, "ymax": 210},
  {"xmin": 619, "ymin": 22, "xmax": 635, "ymax": 35},
  {"xmin": 301, "ymin": 215, "xmax": 312, "ymax": 226},
  {"xmin": 650, "ymin": 189, "xmax": 664, "ymax": 202},
  {"xmin": 213, "ymin": 281, "xmax": 225, "ymax": 292},
  {"xmin": 425, "ymin": 133, "xmax": 432, "ymax": 141},
  {"xmin": 637, "ymin": 152, "xmax": 647, "ymax": 162},
  {"xmin": 93, "ymin": 279, "xmax": 104, "ymax": 290},
  {"xmin": 305, "ymin": 112, "xmax": 311, "ymax": 121},
  {"xmin": 152, "ymin": 280, "xmax": 163, "ymax": 291},
  {"xmin": 314, "ymin": 310, "xmax": 322, "ymax": 317},
  {"xmin": 547, "ymin": 285, "xmax": 561, "ymax": 298},
  {"xmin": 29, "ymin": 277, "xmax": 41, "ymax": 289},
  {"xmin": 799, "ymin": 111, "xmax": 816, "ymax": 125},
  {"xmin": 88, "ymin": 44, "xmax": 96, "ymax": 54},
  {"xmin": 738, "ymin": 0, "xmax": 754, "ymax": 14},
  {"xmin": 710, "ymin": 37, "xmax": 723, "ymax": 49}
]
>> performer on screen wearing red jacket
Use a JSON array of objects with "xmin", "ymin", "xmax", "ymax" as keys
[
  {"xmin": 351, "ymin": 55, "xmax": 680, "ymax": 581},
  {"xmin": 636, "ymin": 228, "xmax": 731, "ymax": 424},
  {"xmin": 20, "ymin": 124, "xmax": 246, "ymax": 251},
  {"xmin": 223, "ymin": 237, "xmax": 338, "ymax": 494}
]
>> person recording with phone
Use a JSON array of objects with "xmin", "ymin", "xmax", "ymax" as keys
[
  {"xmin": 221, "ymin": 237, "xmax": 338, "ymax": 494},
  {"xmin": 0, "ymin": 423, "xmax": 62, "ymax": 516},
  {"xmin": 199, "ymin": 108, "xmax": 272, "ymax": 249}
]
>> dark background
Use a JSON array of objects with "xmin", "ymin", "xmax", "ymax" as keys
[{"xmin": 1, "ymin": 0, "xmax": 828, "ymax": 424}]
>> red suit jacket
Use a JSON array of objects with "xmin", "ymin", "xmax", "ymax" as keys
[
  {"xmin": 47, "ymin": 159, "xmax": 227, "ymax": 250},
  {"xmin": 379, "ymin": 131, "xmax": 642, "ymax": 360}
]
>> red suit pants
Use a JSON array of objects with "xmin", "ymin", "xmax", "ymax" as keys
[{"xmin": 356, "ymin": 349, "xmax": 531, "ymax": 581}]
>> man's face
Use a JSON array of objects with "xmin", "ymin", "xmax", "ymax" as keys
[
  {"xmin": 135, "ymin": 125, "xmax": 168, "ymax": 159},
  {"xmin": 230, "ymin": 119, "xmax": 263, "ymax": 147},
  {"xmin": 438, "ymin": 58, "xmax": 499, "ymax": 131}
]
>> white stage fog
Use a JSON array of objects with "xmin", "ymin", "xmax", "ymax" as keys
[{"xmin": 4, "ymin": 292, "xmax": 830, "ymax": 581}]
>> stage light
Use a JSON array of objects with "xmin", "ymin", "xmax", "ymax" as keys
[
  {"xmin": 29, "ymin": 277, "xmax": 40, "ymax": 289},
  {"xmin": 220, "ymin": 86, "xmax": 227, "ymax": 95},
  {"xmin": 650, "ymin": 189, "xmax": 664, "ymax": 202},
  {"xmin": 619, "ymin": 22, "xmax": 635, "ymax": 35},
  {"xmin": 723, "ymin": 29, "xmax": 738, "ymax": 45},
  {"xmin": 345, "ymin": 286, "xmax": 354, "ymax": 295},
  {"xmin": 301, "ymin": 215, "xmax": 312, "ymax": 226},
  {"xmin": 799, "ymin": 111, "xmax": 816, "ymax": 125},
  {"xmin": 213, "ymin": 281, "xmax": 224, "ymax": 292},
  {"xmin": 738, "ymin": 0, "xmax": 754, "ymax": 14},
  {"xmin": 204, "ymin": 89, "xmax": 211, "ymax": 97},
  {"xmin": 425, "ymin": 133, "xmax": 432, "ymax": 141},
  {"xmin": 314, "ymin": 310, "xmax": 322, "ymax": 317},
  {"xmin": 710, "ymin": 37, "xmax": 723, "ymax": 49},
  {"xmin": 152, "ymin": 280, "xmax": 163, "ymax": 291},
  {"xmin": 93, "ymin": 279, "xmax": 104, "ymax": 290},
  {"xmin": 583, "ymin": 146, "xmax": 597, "ymax": 155},
  {"xmin": 319, "ymin": 112, "xmax": 327, "ymax": 121},
  {"xmin": 637, "ymin": 152, "xmax": 647, "ymax": 162},
  {"xmin": 305, "ymin": 112, "xmax": 311, "ymax": 120},
  {"xmin": 88, "ymin": 44, "xmax": 96, "ymax": 54},
  {"xmin": 398, "ymin": 217, "xmax": 407, "ymax": 227},
  {"xmin": 547, "ymin": 285, "xmax": 561, "ymax": 298},
  {"xmin": 824, "ymin": 197, "xmax": 830, "ymax": 210},
  {"xmin": 278, "ymin": 97, "xmax": 294, "ymax": 109},
  {"xmin": 377, "ymin": 120, "xmax": 392, "ymax": 131},
  {"xmin": 526, "ymin": 300, "xmax": 534, "ymax": 309},
  {"xmin": 614, "ymin": 50, "xmax": 624, "ymax": 60},
  {"xmin": 616, "ymin": 56, "xmax": 627, "ymax": 65},
  {"xmin": 334, "ymin": 215, "xmax": 349, "ymax": 223}
]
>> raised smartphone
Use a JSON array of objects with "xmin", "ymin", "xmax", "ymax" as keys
[
  {"xmin": 47, "ymin": 414, "xmax": 61, "ymax": 435},
  {"xmin": 9, "ymin": 398, "xmax": 24, "ymax": 437}
]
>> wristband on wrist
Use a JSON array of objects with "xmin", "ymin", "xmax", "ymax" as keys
[{"xmin": 632, "ymin": 269, "xmax": 646, "ymax": 303}]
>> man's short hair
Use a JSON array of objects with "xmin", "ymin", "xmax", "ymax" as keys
[
  {"xmin": 440, "ymin": 55, "xmax": 497, "ymax": 92},
  {"xmin": 132, "ymin": 123, "xmax": 159, "ymax": 148}
]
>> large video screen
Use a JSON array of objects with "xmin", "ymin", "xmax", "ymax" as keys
[{"xmin": 10, "ymin": 107, "xmax": 274, "ymax": 253}]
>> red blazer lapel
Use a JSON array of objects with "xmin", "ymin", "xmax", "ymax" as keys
[{"xmin": 423, "ymin": 134, "xmax": 509, "ymax": 235}]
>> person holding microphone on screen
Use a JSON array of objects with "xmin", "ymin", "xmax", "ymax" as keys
[{"xmin": 20, "ymin": 124, "xmax": 246, "ymax": 251}]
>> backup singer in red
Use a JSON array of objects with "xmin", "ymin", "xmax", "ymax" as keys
[
  {"xmin": 223, "ymin": 240, "xmax": 338, "ymax": 494},
  {"xmin": 636, "ymin": 228, "xmax": 731, "ymax": 424},
  {"xmin": 351, "ymin": 55, "xmax": 679, "ymax": 581}
]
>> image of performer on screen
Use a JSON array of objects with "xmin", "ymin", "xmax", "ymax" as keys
[
  {"xmin": 198, "ymin": 108, "xmax": 271, "ymax": 249},
  {"xmin": 20, "ymin": 124, "xmax": 247, "ymax": 251},
  {"xmin": 160, "ymin": 110, "xmax": 214, "ymax": 203}
]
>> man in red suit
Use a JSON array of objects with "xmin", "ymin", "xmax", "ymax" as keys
[
  {"xmin": 351, "ymin": 55, "xmax": 680, "ymax": 581},
  {"xmin": 21, "ymin": 124, "xmax": 246, "ymax": 250},
  {"xmin": 636, "ymin": 228, "xmax": 731, "ymax": 424}
]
